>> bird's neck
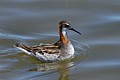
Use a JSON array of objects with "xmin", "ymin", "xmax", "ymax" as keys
[{"xmin": 59, "ymin": 28, "xmax": 69, "ymax": 45}]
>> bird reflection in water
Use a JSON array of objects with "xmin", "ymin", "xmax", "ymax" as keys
[{"xmin": 28, "ymin": 59, "xmax": 74, "ymax": 80}]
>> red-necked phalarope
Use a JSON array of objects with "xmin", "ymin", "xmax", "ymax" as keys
[{"xmin": 15, "ymin": 20, "xmax": 81, "ymax": 62}]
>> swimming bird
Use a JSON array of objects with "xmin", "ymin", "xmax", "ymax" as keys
[{"xmin": 15, "ymin": 20, "xmax": 81, "ymax": 62}]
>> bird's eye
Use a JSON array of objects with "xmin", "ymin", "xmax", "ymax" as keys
[{"xmin": 65, "ymin": 25, "xmax": 70, "ymax": 27}]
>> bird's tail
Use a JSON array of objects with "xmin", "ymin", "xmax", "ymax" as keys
[{"xmin": 14, "ymin": 43, "xmax": 33, "ymax": 55}]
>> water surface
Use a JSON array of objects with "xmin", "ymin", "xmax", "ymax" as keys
[{"xmin": 0, "ymin": 0, "xmax": 120, "ymax": 80}]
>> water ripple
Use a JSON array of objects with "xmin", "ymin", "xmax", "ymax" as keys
[{"xmin": 81, "ymin": 60, "xmax": 120, "ymax": 68}]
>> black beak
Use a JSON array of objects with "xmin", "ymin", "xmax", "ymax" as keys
[{"xmin": 69, "ymin": 28, "xmax": 81, "ymax": 35}]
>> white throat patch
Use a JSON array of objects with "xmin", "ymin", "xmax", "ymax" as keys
[{"xmin": 62, "ymin": 28, "xmax": 67, "ymax": 36}]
